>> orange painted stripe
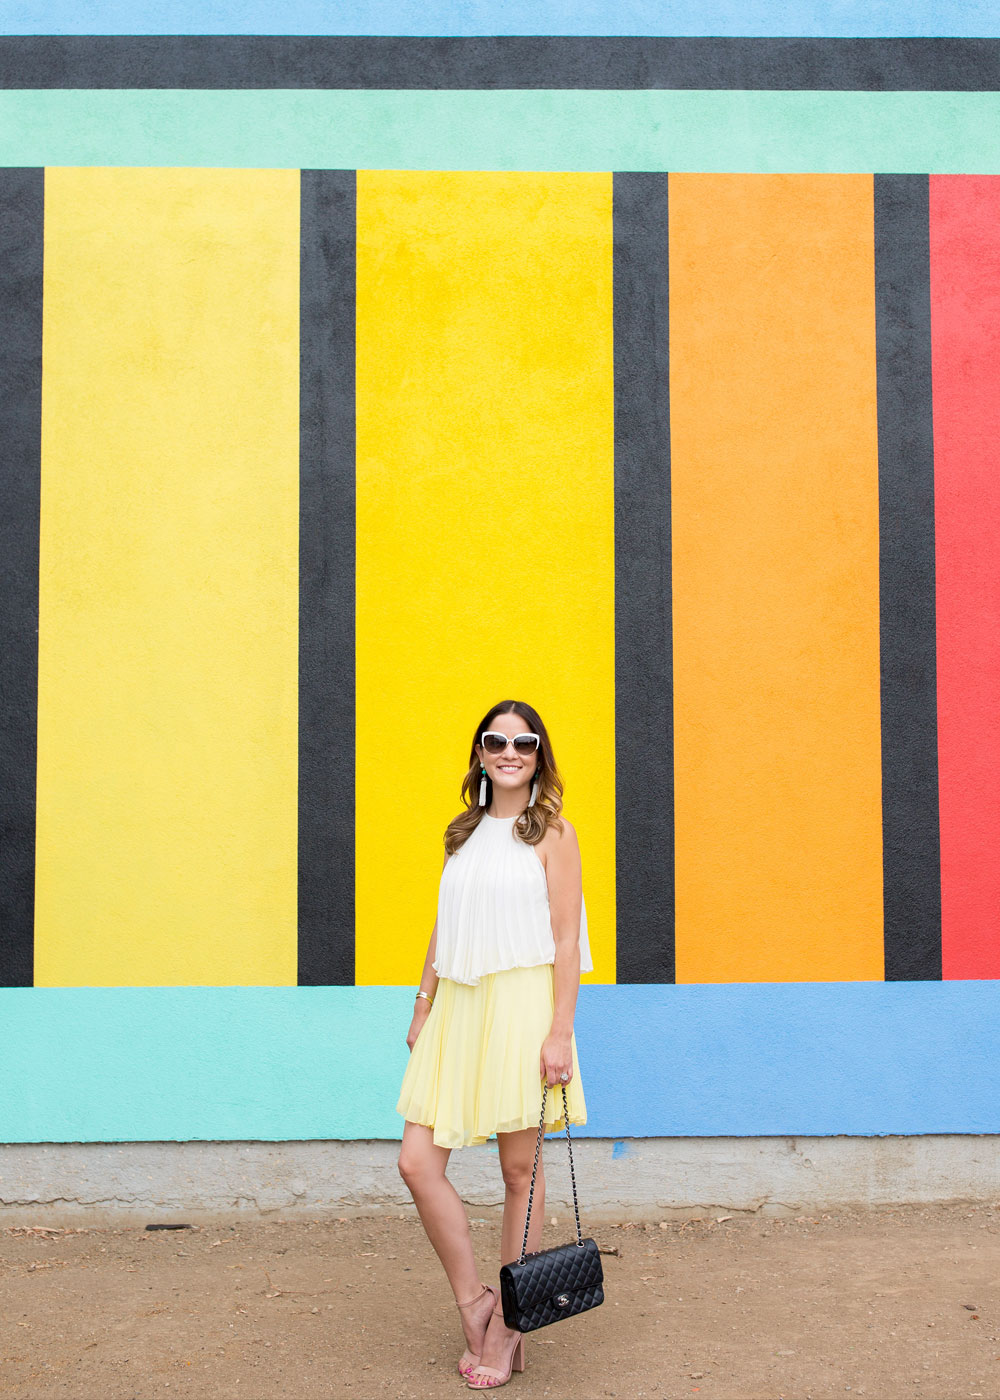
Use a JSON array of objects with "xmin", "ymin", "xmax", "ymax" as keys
[{"xmin": 669, "ymin": 174, "xmax": 884, "ymax": 984}]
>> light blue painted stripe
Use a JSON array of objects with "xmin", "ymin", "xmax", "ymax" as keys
[
  {"xmin": 3, "ymin": 90, "xmax": 1000, "ymax": 171},
  {"xmin": 1, "ymin": 983, "xmax": 998, "ymax": 1142},
  {"xmin": 2, "ymin": 1, "xmax": 1000, "ymax": 37}
]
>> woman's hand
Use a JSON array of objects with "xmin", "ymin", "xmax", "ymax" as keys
[
  {"xmin": 540, "ymin": 1031, "xmax": 573, "ymax": 1086},
  {"xmin": 406, "ymin": 1000, "xmax": 432, "ymax": 1052}
]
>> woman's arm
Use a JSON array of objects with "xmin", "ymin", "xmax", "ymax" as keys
[
  {"xmin": 406, "ymin": 848, "xmax": 447, "ymax": 1051},
  {"xmin": 539, "ymin": 818, "xmax": 583, "ymax": 1085}
]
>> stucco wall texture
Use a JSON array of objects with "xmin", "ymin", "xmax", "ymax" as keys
[{"xmin": 1, "ymin": 5, "xmax": 999, "ymax": 1152}]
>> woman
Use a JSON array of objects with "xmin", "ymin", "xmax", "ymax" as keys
[{"xmin": 396, "ymin": 698, "xmax": 593, "ymax": 1390}]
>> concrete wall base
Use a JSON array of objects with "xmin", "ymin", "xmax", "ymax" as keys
[{"xmin": 1, "ymin": 1137, "xmax": 999, "ymax": 1227}]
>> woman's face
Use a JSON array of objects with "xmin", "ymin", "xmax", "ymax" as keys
[{"xmin": 474, "ymin": 715, "xmax": 540, "ymax": 800}]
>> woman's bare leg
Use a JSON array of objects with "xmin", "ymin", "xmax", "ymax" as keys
[
  {"xmin": 498, "ymin": 1125, "xmax": 546, "ymax": 1265},
  {"xmin": 467, "ymin": 1126, "xmax": 546, "ymax": 1384},
  {"xmin": 397, "ymin": 1120, "xmax": 494, "ymax": 1355}
]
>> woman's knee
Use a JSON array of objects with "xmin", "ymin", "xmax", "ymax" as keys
[
  {"xmin": 396, "ymin": 1146, "xmax": 422, "ymax": 1185},
  {"xmin": 397, "ymin": 1143, "xmax": 444, "ymax": 1190},
  {"xmin": 501, "ymin": 1159, "xmax": 541, "ymax": 1194}
]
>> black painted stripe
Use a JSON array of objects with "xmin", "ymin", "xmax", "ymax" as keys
[
  {"xmin": 298, "ymin": 170, "xmax": 356, "ymax": 987},
  {"xmin": 0, "ymin": 36, "xmax": 998, "ymax": 90},
  {"xmin": 613, "ymin": 173, "xmax": 674, "ymax": 985},
  {"xmin": 874, "ymin": 173, "xmax": 942, "ymax": 982},
  {"xmin": 0, "ymin": 168, "xmax": 43, "ymax": 989}
]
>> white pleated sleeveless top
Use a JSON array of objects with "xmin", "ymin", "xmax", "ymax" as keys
[{"xmin": 431, "ymin": 811, "xmax": 594, "ymax": 986}]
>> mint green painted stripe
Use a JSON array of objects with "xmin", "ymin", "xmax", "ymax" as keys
[
  {"xmin": 1, "ymin": 90, "xmax": 1000, "ymax": 171},
  {"xmin": 0, "ymin": 987, "xmax": 413, "ymax": 1141}
]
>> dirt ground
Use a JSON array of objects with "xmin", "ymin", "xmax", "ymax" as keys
[{"xmin": 2, "ymin": 1203, "xmax": 1000, "ymax": 1400}]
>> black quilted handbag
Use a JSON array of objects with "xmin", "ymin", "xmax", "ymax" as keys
[{"xmin": 498, "ymin": 1079, "xmax": 605, "ymax": 1332}]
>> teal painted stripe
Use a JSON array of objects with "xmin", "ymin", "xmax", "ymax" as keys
[
  {"xmin": 0, "ymin": 987, "xmax": 410, "ymax": 1142},
  {"xmin": 2, "ymin": 983, "xmax": 1000, "ymax": 1142},
  {"xmin": 2, "ymin": 90, "xmax": 1000, "ymax": 171}
]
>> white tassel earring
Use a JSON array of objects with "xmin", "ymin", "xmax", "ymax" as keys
[
  {"xmin": 528, "ymin": 776, "xmax": 539, "ymax": 808},
  {"xmin": 478, "ymin": 764, "xmax": 488, "ymax": 806}
]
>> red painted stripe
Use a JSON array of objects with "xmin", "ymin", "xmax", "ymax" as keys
[{"xmin": 930, "ymin": 176, "xmax": 1000, "ymax": 980}]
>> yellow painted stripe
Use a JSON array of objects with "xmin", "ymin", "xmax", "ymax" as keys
[
  {"xmin": 36, "ymin": 168, "xmax": 299, "ymax": 987},
  {"xmin": 669, "ymin": 174, "xmax": 884, "ymax": 984},
  {"xmin": 356, "ymin": 172, "xmax": 615, "ymax": 986}
]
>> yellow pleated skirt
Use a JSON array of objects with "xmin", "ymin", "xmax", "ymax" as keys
[{"xmin": 396, "ymin": 962, "xmax": 587, "ymax": 1150}]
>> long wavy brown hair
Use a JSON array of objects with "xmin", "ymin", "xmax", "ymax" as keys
[{"xmin": 444, "ymin": 699, "xmax": 565, "ymax": 855}]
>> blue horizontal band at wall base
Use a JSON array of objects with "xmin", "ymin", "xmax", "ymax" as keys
[
  {"xmin": 1, "ymin": 982, "xmax": 998, "ymax": 1143},
  {"xmin": 2, "ymin": 2, "xmax": 1000, "ymax": 37}
]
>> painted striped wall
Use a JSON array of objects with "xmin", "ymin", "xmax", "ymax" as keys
[
  {"xmin": 3, "ymin": 167, "xmax": 999, "ymax": 990},
  {"xmin": 1, "ymin": 21, "xmax": 999, "ymax": 1142}
]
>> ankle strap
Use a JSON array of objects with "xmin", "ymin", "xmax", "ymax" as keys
[{"xmin": 456, "ymin": 1282, "xmax": 491, "ymax": 1309}]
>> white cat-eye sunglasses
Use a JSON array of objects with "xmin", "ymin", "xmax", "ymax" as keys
[{"xmin": 480, "ymin": 730, "xmax": 540, "ymax": 756}]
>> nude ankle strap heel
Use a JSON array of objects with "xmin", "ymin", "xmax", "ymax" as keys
[
  {"xmin": 456, "ymin": 1283, "xmax": 498, "ymax": 1381},
  {"xmin": 466, "ymin": 1324, "xmax": 525, "ymax": 1388}
]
